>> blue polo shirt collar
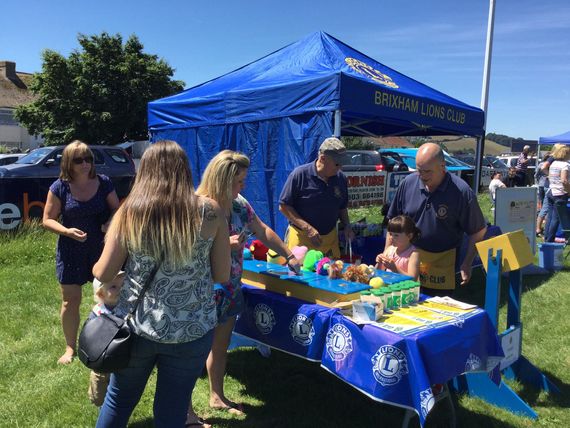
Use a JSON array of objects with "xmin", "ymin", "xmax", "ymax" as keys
[{"xmin": 419, "ymin": 172, "xmax": 452, "ymax": 195}]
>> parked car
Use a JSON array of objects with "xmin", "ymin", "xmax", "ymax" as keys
[
  {"xmin": 0, "ymin": 153, "xmax": 25, "ymax": 166},
  {"xmin": 381, "ymin": 148, "xmax": 476, "ymax": 187},
  {"xmin": 0, "ymin": 145, "xmax": 136, "ymax": 230},
  {"xmin": 340, "ymin": 149, "xmax": 409, "ymax": 172},
  {"xmin": 454, "ymin": 154, "xmax": 509, "ymax": 187}
]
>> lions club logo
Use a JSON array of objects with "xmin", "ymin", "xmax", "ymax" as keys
[
  {"xmin": 254, "ymin": 304, "xmax": 276, "ymax": 335},
  {"xmin": 436, "ymin": 204, "xmax": 448, "ymax": 219},
  {"xmin": 371, "ymin": 345, "xmax": 409, "ymax": 386},
  {"xmin": 465, "ymin": 353, "xmax": 482, "ymax": 372},
  {"xmin": 420, "ymin": 387, "xmax": 435, "ymax": 418},
  {"xmin": 289, "ymin": 313, "xmax": 316, "ymax": 346},
  {"xmin": 345, "ymin": 57, "xmax": 399, "ymax": 89},
  {"xmin": 326, "ymin": 323, "xmax": 353, "ymax": 361}
]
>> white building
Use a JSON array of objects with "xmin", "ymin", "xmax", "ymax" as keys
[{"xmin": 0, "ymin": 61, "xmax": 43, "ymax": 152}]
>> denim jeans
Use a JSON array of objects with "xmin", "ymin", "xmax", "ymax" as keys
[
  {"xmin": 545, "ymin": 194, "xmax": 568, "ymax": 242},
  {"xmin": 96, "ymin": 329, "xmax": 214, "ymax": 428}
]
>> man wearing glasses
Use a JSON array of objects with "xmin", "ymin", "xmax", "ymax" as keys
[{"xmin": 279, "ymin": 137, "xmax": 354, "ymax": 258}]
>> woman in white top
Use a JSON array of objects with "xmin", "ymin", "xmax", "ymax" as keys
[{"xmin": 545, "ymin": 145, "xmax": 570, "ymax": 242}]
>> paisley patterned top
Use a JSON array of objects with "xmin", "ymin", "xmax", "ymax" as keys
[{"xmin": 116, "ymin": 206, "xmax": 216, "ymax": 344}]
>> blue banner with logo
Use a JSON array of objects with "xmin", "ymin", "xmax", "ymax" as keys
[
  {"xmin": 234, "ymin": 284, "xmax": 503, "ymax": 426},
  {"xmin": 235, "ymin": 285, "xmax": 337, "ymax": 361}
]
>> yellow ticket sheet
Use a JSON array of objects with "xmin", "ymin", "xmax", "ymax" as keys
[
  {"xmin": 395, "ymin": 306, "xmax": 455, "ymax": 325},
  {"xmin": 374, "ymin": 312, "xmax": 428, "ymax": 334},
  {"xmin": 420, "ymin": 300, "xmax": 478, "ymax": 318}
]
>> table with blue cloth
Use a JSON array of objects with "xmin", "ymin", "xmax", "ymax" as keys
[{"xmin": 234, "ymin": 276, "xmax": 504, "ymax": 426}]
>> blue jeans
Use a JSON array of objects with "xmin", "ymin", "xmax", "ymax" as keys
[
  {"xmin": 96, "ymin": 330, "xmax": 214, "ymax": 428},
  {"xmin": 545, "ymin": 194, "xmax": 568, "ymax": 242},
  {"xmin": 538, "ymin": 189, "xmax": 552, "ymax": 218}
]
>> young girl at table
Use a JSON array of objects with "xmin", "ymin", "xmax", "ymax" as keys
[{"xmin": 375, "ymin": 215, "xmax": 420, "ymax": 281}]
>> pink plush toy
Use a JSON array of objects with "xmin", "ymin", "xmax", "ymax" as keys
[{"xmin": 291, "ymin": 245, "xmax": 308, "ymax": 264}]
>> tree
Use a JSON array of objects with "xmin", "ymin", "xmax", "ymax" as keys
[{"xmin": 15, "ymin": 33, "xmax": 184, "ymax": 145}]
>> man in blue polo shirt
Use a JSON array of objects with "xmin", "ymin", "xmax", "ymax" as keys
[
  {"xmin": 279, "ymin": 137, "xmax": 354, "ymax": 258},
  {"xmin": 387, "ymin": 143, "xmax": 487, "ymax": 296}
]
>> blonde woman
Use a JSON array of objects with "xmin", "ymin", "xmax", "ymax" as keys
[
  {"xmin": 43, "ymin": 141, "xmax": 120, "ymax": 364},
  {"xmin": 186, "ymin": 150, "xmax": 300, "ymax": 425},
  {"xmin": 92, "ymin": 141, "xmax": 230, "ymax": 427},
  {"xmin": 545, "ymin": 144, "xmax": 570, "ymax": 242}
]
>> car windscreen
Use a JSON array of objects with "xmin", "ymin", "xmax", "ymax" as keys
[
  {"xmin": 487, "ymin": 157, "xmax": 508, "ymax": 169},
  {"xmin": 15, "ymin": 148, "xmax": 53, "ymax": 164},
  {"xmin": 340, "ymin": 152, "xmax": 382, "ymax": 166},
  {"xmin": 400, "ymin": 155, "xmax": 416, "ymax": 169}
]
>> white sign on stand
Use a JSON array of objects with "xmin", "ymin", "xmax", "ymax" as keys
[{"xmin": 494, "ymin": 187, "xmax": 537, "ymax": 254}]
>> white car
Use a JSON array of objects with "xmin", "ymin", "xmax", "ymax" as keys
[
  {"xmin": 455, "ymin": 155, "xmax": 509, "ymax": 187},
  {"xmin": 497, "ymin": 154, "xmax": 537, "ymax": 184}
]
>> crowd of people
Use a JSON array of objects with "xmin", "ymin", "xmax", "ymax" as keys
[
  {"xmin": 487, "ymin": 143, "xmax": 570, "ymax": 242},
  {"xmin": 42, "ymin": 138, "xmax": 501, "ymax": 427}
]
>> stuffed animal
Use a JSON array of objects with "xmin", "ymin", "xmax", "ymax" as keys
[
  {"xmin": 266, "ymin": 249, "xmax": 286, "ymax": 265},
  {"xmin": 327, "ymin": 260, "xmax": 344, "ymax": 279},
  {"xmin": 302, "ymin": 250, "xmax": 324, "ymax": 272},
  {"xmin": 291, "ymin": 246, "xmax": 308, "ymax": 264},
  {"xmin": 342, "ymin": 265, "xmax": 370, "ymax": 284},
  {"xmin": 358, "ymin": 264, "xmax": 375, "ymax": 278},
  {"xmin": 243, "ymin": 248, "xmax": 253, "ymax": 260},
  {"xmin": 249, "ymin": 240, "xmax": 269, "ymax": 261},
  {"xmin": 315, "ymin": 257, "xmax": 332, "ymax": 275}
]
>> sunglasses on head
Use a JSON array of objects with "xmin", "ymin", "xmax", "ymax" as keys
[{"xmin": 72, "ymin": 156, "xmax": 94, "ymax": 165}]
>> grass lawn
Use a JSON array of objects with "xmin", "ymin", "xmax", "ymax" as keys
[{"xmin": 1, "ymin": 197, "xmax": 569, "ymax": 427}]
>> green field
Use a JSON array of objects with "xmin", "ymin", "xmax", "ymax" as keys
[{"xmin": 1, "ymin": 200, "xmax": 569, "ymax": 427}]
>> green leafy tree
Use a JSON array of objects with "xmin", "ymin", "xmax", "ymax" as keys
[{"xmin": 15, "ymin": 33, "xmax": 184, "ymax": 145}]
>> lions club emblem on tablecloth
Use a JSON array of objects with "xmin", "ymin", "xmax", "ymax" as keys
[
  {"xmin": 289, "ymin": 313, "xmax": 316, "ymax": 346},
  {"xmin": 254, "ymin": 303, "xmax": 276, "ymax": 335},
  {"xmin": 326, "ymin": 323, "xmax": 353, "ymax": 361},
  {"xmin": 371, "ymin": 345, "xmax": 409, "ymax": 386}
]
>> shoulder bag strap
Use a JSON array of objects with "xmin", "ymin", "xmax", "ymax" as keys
[{"xmin": 127, "ymin": 258, "xmax": 162, "ymax": 319}]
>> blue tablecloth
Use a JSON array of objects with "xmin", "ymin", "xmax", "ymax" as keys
[{"xmin": 234, "ymin": 284, "xmax": 503, "ymax": 426}]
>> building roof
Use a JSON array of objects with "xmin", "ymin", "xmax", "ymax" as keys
[{"xmin": 0, "ymin": 61, "xmax": 35, "ymax": 109}]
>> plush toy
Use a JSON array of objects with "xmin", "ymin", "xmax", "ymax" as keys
[
  {"xmin": 358, "ymin": 264, "xmax": 376, "ymax": 279},
  {"xmin": 266, "ymin": 249, "xmax": 286, "ymax": 265},
  {"xmin": 291, "ymin": 246, "xmax": 308, "ymax": 264},
  {"xmin": 369, "ymin": 277, "xmax": 385, "ymax": 289},
  {"xmin": 315, "ymin": 257, "xmax": 332, "ymax": 275},
  {"xmin": 302, "ymin": 250, "xmax": 324, "ymax": 272},
  {"xmin": 249, "ymin": 240, "xmax": 269, "ymax": 261},
  {"xmin": 243, "ymin": 248, "xmax": 253, "ymax": 260},
  {"xmin": 327, "ymin": 260, "xmax": 344, "ymax": 279},
  {"xmin": 342, "ymin": 265, "xmax": 370, "ymax": 284}
]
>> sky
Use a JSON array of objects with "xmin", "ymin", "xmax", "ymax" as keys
[{"xmin": 2, "ymin": 0, "xmax": 569, "ymax": 140}]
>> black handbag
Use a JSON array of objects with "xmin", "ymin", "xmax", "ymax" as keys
[{"xmin": 78, "ymin": 262, "xmax": 160, "ymax": 372}]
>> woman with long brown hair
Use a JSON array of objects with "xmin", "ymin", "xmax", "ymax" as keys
[
  {"xmin": 43, "ymin": 141, "xmax": 120, "ymax": 364},
  {"xmin": 92, "ymin": 140, "xmax": 230, "ymax": 427}
]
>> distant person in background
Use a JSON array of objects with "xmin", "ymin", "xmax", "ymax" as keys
[
  {"xmin": 505, "ymin": 167, "xmax": 517, "ymax": 188},
  {"xmin": 488, "ymin": 171, "xmax": 506, "ymax": 206},
  {"xmin": 43, "ymin": 141, "xmax": 120, "ymax": 364},
  {"xmin": 544, "ymin": 145, "xmax": 570, "ymax": 242},
  {"xmin": 535, "ymin": 151, "xmax": 554, "ymax": 236},
  {"xmin": 514, "ymin": 145, "xmax": 531, "ymax": 186}
]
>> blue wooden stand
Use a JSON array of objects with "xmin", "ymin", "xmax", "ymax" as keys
[{"xmin": 453, "ymin": 248, "xmax": 560, "ymax": 419}]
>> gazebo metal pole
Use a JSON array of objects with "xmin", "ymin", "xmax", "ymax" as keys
[{"xmin": 334, "ymin": 110, "xmax": 342, "ymax": 137}]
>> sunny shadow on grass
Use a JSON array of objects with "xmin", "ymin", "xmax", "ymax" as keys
[{"xmin": 1, "ymin": 196, "xmax": 569, "ymax": 427}]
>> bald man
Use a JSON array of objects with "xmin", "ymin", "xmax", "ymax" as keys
[{"xmin": 387, "ymin": 143, "xmax": 487, "ymax": 296}]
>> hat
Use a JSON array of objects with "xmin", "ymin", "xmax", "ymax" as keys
[{"xmin": 319, "ymin": 137, "xmax": 346, "ymax": 161}]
